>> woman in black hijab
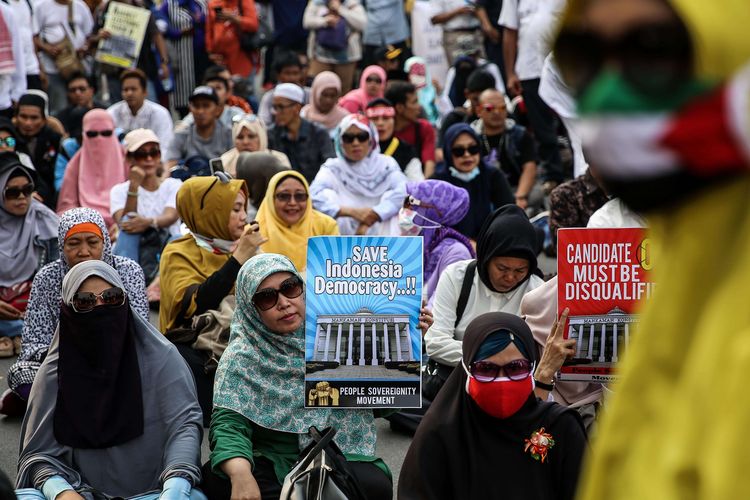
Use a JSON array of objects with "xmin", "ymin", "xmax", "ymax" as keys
[{"xmin": 400, "ymin": 312, "xmax": 587, "ymax": 500}]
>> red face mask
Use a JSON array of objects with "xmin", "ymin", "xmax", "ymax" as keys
[{"xmin": 463, "ymin": 361, "xmax": 535, "ymax": 419}]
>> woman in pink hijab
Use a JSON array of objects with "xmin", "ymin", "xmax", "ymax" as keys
[
  {"xmin": 301, "ymin": 71, "xmax": 350, "ymax": 136},
  {"xmin": 338, "ymin": 65, "xmax": 386, "ymax": 114},
  {"xmin": 57, "ymin": 110, "xmax": 129, "ymax": 230}
]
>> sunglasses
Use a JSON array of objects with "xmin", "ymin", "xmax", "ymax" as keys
[
  {"xmin": 341, "ymin": 132, "xmax": 370, "ymax": 144},
  {"xmin": 554, "ymin": 21, "xmax": 693, "ymax": 96},
  {"xmin": 469, "ymin": 359, "xmax": 532, "ymax": 382},
  {"xmin": 366, "ymin": 76, "xmax": 383, "ymax": 84},
  {"xmin": 4, "ymin": 183, "xmax": 33, "ymax": 200},
  {"xmin": 0, "ymin": 137, "xmax": 16, "ymax": 148},
  {"xmin": 451, "ymin": 144, "xmax": 480, "ymax": 157},
  {"xmin": 403, "ymin": 195, "xmax": 443, "ymax": 217},
  {"xmin": 252, "ymin": 276, "xmax": 304, "ymax": 311},
  {"xmin": 85, "ymin": 130, "xmax": 114, "ymax": 138},
  {"xmin": 275, "ymin": 192, "xmax": 308, "ymax": 203},
  {"xmin": 71, "ymin": 286, "xmax": 126, "ymax": 313},
  {"xmin": 132, "ymin": 148, "xmax": 161, "ymax": 160}
]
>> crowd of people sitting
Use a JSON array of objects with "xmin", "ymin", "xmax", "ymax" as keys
[{"xmin": 0, "ymin": 0, "xmax": 685, "ymax": 498}]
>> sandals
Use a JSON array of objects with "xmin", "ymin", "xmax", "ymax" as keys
[{"xmin": 0, "ymin": 337, "xmax": 13, "ymax": 358}]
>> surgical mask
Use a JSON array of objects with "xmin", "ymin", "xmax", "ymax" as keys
[
  {"xmin": 398, "ymin": 207, "xmax": 441, "ymax": 236},
  {"xmin": 463, "ymin": 360, "xmax": 534, "ymax": 419},
  {"xmin": 449, "ymin": 166, "xmax": 480, "ymax": 183}
]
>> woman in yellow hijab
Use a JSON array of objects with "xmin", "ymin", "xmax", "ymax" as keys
[
  {"xmin": 552, "ymin": 0, "xmax": 750, "ymax": 499},
  {"xmin": 159, "ymin": 174, "xmax": 265, "ymax": 425},
  {"xmin": 255, "ymin": 170, "xmax": 339, "ymax": 272}
]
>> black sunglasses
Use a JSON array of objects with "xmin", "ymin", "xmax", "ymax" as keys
[
  {"xmin": 4, "ymin": 183, "xmax": 33, "ymax": 200},
  {"xmin": 554, "ymin": 21, "xmax": 693, "ymax": 96},
  {"xmin": 71, "ymin": 286, "xmax": 126, "ymax": 313},
  {"xmin": 132, "ymin": 148, "xmax": 161, "ymax": 160},
  {"xmin": 275, "ymin": 192, "xmax": 308, "ymax": 203},
  {"xmin": 252, "ymin": 276, "xmax": 304, "ymax": 311},
  {"xmin": 341, "ymin": 132, "xmax": 370, "ymax": 144},
  {"xmin": 451, "ymin": 144, "xmax": 480, "ymax": 157},
  {"xmin": 85, "ymin": 129, "xmax": 114, "ymax": 138},
  {"xmin": 469, "ymin": 359, "xmax": 532, "ymax": 382}
]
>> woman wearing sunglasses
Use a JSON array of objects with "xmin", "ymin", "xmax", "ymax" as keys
[
  {"xmin": 0, "ymin": 154, "xmax": 58, "ymax": 356},
  {"xmin": 400, "ymin": 311, "xmax": 586, "ymax": 500},
  {"xmin": 310, "ymin": 114, "xmax": 407, "ymax": 235},
  {"xmin": 160, "ymin": 175, "xmax": 266, "ymax": 425},
  {"xmin": 56, "ymin": 109, "xmax": 129, "ymax": 232},
  {"xmin": 255, "ymin": 170, "xmax": 338, "ymax": 272},
  {"xmin": 202, "ymin": 253, "xmax": 392, "ymax": 500},
  {"xmin": 219, "ymin": 115, "xmax": 291, "ymax": 177},
  {"xmin": 338, "ymin": 65, "xmax": 387, "ymax": 114},
  {"xmin": 432, "ymin": 122, "xmax": 515, "ymax": 240},
  {"xmin": 3, "ymin": 207, "xmax": 148, "ymax": 417},
  {"xmin": 16, "ymin": 259, "xmax": 205, "ymax": 500}
]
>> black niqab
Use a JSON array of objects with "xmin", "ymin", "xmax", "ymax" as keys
[{"xmin": 54, "ymin": 299, "xmax": 144, "ymax": 449}]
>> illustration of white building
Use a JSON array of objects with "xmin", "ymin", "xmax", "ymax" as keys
[
  {"xmin": 568, "ymin": 307, "xmax": 636, "ymax": 364},
  {"xmin": 312, "ymin": 308, "xmax": 414, "ymax": 365}
]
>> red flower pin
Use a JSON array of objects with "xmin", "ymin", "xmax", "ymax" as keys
[{"xmin": 524, "ymin": 427, "xmax": 555, "ymax": 463}]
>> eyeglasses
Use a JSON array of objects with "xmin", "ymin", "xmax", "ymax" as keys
[
  {"xmin": 71, "ymin": 286, "xmax": 126, "ymax": 313},
  {"xmin": 232, "ymin": 113, "xmax": 260, "ymax": 123},
  {"xmin": 554, "ymin": 21, "xmax": 693, "ymax": 96},
  {"xmin": 341, "ymin": 132, "xmax": 370, "ymax": 144},
  {"xmin": 68, "ymin": 85, "xmax": 89, "ymax": 93},
  {"xmin": 480, "ymin": 103, "xmax": 505, "ymax": 113},
  {"xmin": 132, "ymin": 148, "xmax": 161, "ymax": 160},
  {"xmin": 469, "ymin": 359, "xmax": 532, "ymax": 382},
  {"xmin": 451, "ymin": 144, "xmax": 480, "ymax": 157},
  {"xmin": 403, "ymin": 195, "xmax": 443, "ymax": 217},
  {"xmin": 252, "ymin": 276, "xmax": 304, "ymax": 311},
  {"xmin": 272, "ymin": 103, "xmax": 297, "ymax": 112},
  {"xmin": 0, "ymin": 137, "xmax": 16, "ymax": 148},
  {"xmin": 366, "ymin": 76, "xmax": 383, "ymax": 84},
  {"xmin": 4, "ymin": 183, "xmax": 33, "ymax": 200},
  {"xmin": 85, "ymin": 130, "xmax": 114, "ymax": 138},
  {"xmin": 275, "ymin": 192, "xmax": 308, "ymax": 203}
]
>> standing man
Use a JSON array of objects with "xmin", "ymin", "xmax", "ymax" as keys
[
  {"xmin": 430, "ymin": 0, "xmax": 483, "ymax": 66},
  {"xmin": 267, "ymin": 83, "xmax": 333, "ymax": 183},
  {"xmin": 107, "ymin": 69, "xmax": 174, "ymax": 146},
  {"xmin": 385, "ymin": 81, "xmax": 436, "ymax": 178}
]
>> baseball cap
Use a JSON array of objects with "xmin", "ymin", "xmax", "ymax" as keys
[
  {"xmin": 124, "ymin": 128, "xmax": 160, "ymax": 152},
  {"xmin": 189, "ymin": 86, "xmax": 219, "ymax": 104}
]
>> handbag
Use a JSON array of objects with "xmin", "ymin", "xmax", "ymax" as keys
[
  {"xmin": 237, "ymin": 0, "xmax": 272, "ymax": 52},
  {"xmin": 280, "ymin": 427, "xmax": 367, "ymax": 500},
  {"xmin": 48, "ymin": 3, "xmax": 85, "ymax": 80},
  {"xmin": 316, "ymin": 17, "xmax": 349, "ymax": 52}
]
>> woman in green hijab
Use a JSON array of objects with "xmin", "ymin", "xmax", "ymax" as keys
[{"xmin": 202, "ymin": 253, "xmax": 393, "ymax": 500}]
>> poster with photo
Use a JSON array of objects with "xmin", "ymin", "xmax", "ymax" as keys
[
  {"xmin": 557, "ymin": 228, "xmax": 654, "ymax": 382},
  {"xmin": 304, "ymin": 236, "xmax": 423, "ymax": 408},
  {"xmin": 96, "ymin": 2, "xmax": 151, "ymax": 69}
]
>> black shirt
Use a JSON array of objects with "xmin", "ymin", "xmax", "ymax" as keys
[
  {"xmin": 267, "ymin": 119, "xmax": 335, "ymax": 183},
  {"xmin": 480, "ymin": 127, "xmax": 536, "ymax": 187}
]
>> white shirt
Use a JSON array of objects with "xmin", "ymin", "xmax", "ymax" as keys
[
  {"xmin": 498, "ymin": 0, "xmax": 565, "ymax": 80},
  {"xmin": 107, "ymin": 99, "xmax": 174, "ymax": 148},
  {"xmin": 0, "ymin": 2, "xmax": 26, "ymax": 108},
  {"xmin": 7, "ymin": 0, "xmax": 39, "ymax": 75},
  {"xmin": 35, "ymin": 0, "xmax": 93, "ymax": 74},
  {"xmin": 110, "ymin": 177, "xmax": 183, "ymax": 236},
  {"xmin": 434, "ymin": 0, "xmax": 480, "ymax": 31},
  {"xmin": 425, "ymin": 259, "xmax": 544, "ymax": 366},
  {"xmin": 587, "ymin": 198, "xmax": 647, "ymax": 229}
]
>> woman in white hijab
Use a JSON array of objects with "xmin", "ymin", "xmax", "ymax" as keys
[
  {"xmin": 310, "ymin": 114, "xmax": 407, "ymax": 235},
  {"xmin": 219, "ymin": 115, "xmax": 291, "ymax": 177}
]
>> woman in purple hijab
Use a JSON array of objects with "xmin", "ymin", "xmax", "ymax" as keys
[{"xmin": 400, "ymin": 180, "xmax": 476, "ymax": 305}]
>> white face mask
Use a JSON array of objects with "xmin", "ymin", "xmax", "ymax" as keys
[
  {"xmin": 398, "ymin": 207, "xmax": 442, "ymax": 236},
  {"xmin": 449, "ymin": 166, "xmax": 480, "ymax": 182}
]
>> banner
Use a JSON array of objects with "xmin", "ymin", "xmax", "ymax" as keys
[
  {"xmin": 96, "ymin": 3, "xmax": 151, "ymax": 69},
  {"xmin": 557, "ymin": 228, "xmax": 654, "ymax": 382},
  {"xmin": 305, "ymin": 236, "xmax": 423, "ymax": 408},
  {"xmin": 410, "ymin": 1, "xmax": 448, "ymax": 83}
]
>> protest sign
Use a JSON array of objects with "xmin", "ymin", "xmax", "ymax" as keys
[
  {"xmin": 96, "ymin": 3, "xmax": 151, "ymax": 69},
  {"xmin": 557, "ymin": 228, "xmax": 654, "ymax": 382},
  {"xmin": 305, "ymin": 236, "xmax": 423, "ymax": 408},
  {"xmin": 410, "ymin": 1, "xmax": 449, "ymax": 83}
]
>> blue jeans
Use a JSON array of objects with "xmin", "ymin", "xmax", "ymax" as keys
[
  {"xmin": 113, "ymin": 214, "xmax": 142, "ymax": 262},
  {"xmin": 15, "ymin": 488, "xmax": 209, "ymax": 500},
  {"xmin": 0, "ymin": 319, "xmax": 22, "ymax": 337}
]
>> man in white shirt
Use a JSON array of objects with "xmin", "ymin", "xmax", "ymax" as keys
[
  {"xmin": 33, "ymin": 0, "xmax": 93, "ymax": 114},
  {"xmin": 0, "ymin": 1, "xmax": 26, "ymax": 116},
  {"xmin": 430, "ymin": 0, "xmax": 484, "ymax": 66},
  {"xmin": 107, "ymin": 68, "xmax": 174, "ymax": 147}
]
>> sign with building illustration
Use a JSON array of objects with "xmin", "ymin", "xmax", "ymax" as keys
[
  {"xmin": 96, "ymin": 2, "xmax": 151, "ymax": 69},
  {"xmin": 557, "ymin": 228, "xmax": 654, "ymax": 382},
  {"xmin": 305, "ymin": 236, "xmax": 423, "ymax": 408}
]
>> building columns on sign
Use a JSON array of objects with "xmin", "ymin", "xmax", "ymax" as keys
[
  {"xmin": 347, "ymin": 323, "xmax": 354, "ymax": 365},
  {"xmin": 335, "ymin": 324, "xmax": 342, "ymax": 363},
  {"xmin": 394, "ymin": 323, "xmax": 403, "ymax": 362},
  {"xmin": 359, "ymin": 323, "xmax": 366, "ymax": 366},
  {"xmin": 383, "ymin": 324, "xmax": 391, "ymax": 362},
  {"xmin": 323, "ymin": 323, "xmax": 332, "ymax": 361},
  {"xmin": 313, "ymin": 324, "xmax": 322, "ymax": 360},
  {"xmin": 371, "ymin": 323, "xmax": 378, "ymax": 365}
]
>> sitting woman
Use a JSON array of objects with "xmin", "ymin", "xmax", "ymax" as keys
[
  {"xmin": 0, "ymin": 154, "xmax": 59, "ymax": 354},
  {"xmin": 255, "ymin": 170, "xmax": 339, "ymax": 273},
  {"xmin": 301, "ymin": 71, "xmax": 349, "ymax": 137},
  {"xmin": 16, "ymin": 260, "xmax": 204, "ymax": 499},
  {"xmin": 3, "ymin": 208, "xmax": 148, "ymax": 417},
  {"xmin": 339, "ymin": 65, "xmax": 386, "ymax": 114},
  {"xmin": 400, "ymin": 180, "xmax": 475, "ymax": 305},
  {"xmin": 234, "ymin": 152, "xmax": 290, "ymax": 221},
  {"xmin": 202, "ymin": 253, "xmax": 392, "ymax": 500},
  {"xmin": 432, "ymin": 123, "xmax": 515, "ymax": 240},
  {"xmin": 110, "ymin": 129, "xmax": 182, "ymax": 284},
  {"xmin": 219, "ymin": 115, "xmax": 291, "ymax": 177},
  {"xmin": 56, "ymin": 109, "xmax": 129, "ymax": 231},
  {"xmin": 311, "ymin": 114, "xmax": 407, "ymax": 235},
  {"xmin": 159, "ymin": 175, "xmax": 265, "ymax": 425},
  {"xmin": 399, "ymin": 312, "xmax": 586, "ymax": 499}
]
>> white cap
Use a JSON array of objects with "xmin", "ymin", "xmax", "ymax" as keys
[{"xmin": 274, "ymin": 83, "xmax": 305, "ymax": 104}]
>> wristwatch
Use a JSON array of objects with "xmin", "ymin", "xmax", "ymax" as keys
[{"xmin": 534, "ymin": 377, "xmax": 555, "ymax": 391}]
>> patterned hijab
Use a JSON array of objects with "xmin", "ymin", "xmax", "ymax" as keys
[{"xmin": 213, "ymin": 254, "xmax": 377, "ymax": 456}]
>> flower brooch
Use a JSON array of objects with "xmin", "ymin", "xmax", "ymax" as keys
[{"xmin": 524, "ymin": 427, "xmax": 555, "ymax": 463}]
